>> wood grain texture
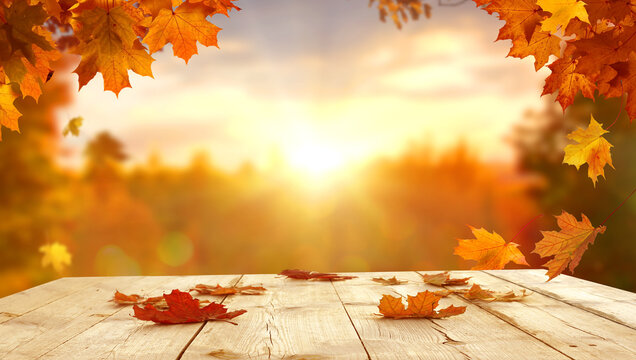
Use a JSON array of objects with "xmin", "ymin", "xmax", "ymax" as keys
[
  {"xmin": 39, "ymin": 275, "xmax": 241, "ymax": 360},
  {"xmin": 0, "ymin": 277, "xmax": 103, "ymax": 324},
  {"xmin": 486, "ymin": 269, "xmax": 636, "ymax": 329},
  {"xmin": 181, "ymin": 274, "xmax": 369, "ymax": 360},
  {"xmin": 332, "ymin": 271, "xmax": 568, "ymax": 360},
  {"xmin": 0, "ymin": 270, "xmax": 634, "ymax": 360},
  {"xmin": 443, "ymin": 271, "xmax": 636, "ymax": 359}
]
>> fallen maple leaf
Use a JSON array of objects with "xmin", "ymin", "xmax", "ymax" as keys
[
  {"xmin": 533, "ymin": 211, "xmax": 606, "ymax": 281},
  {"xmin": 190, "ymin": 284, "xmax": 266, "ymax": 296},
  {"xmin": 279, "ymin": 269, "xmax": 357, "ymax": 281},
  {"xmin": 378, "ymin": 290, "xmax": 466, "ymax": 319},
  {"xmin": 454, "ymin": 226, "xmax": 529, "ymax": 270},
  {"xmin": 39, "ymin": 242, "xmax": 71, "ymax": 272},
  {"xmin": 563, "ymin": 115, "xmax": 614, "ymax": 186},
  {"xmin": 113, "ymin": 290, "xmax": 211, "ymax": 310},
  {"xmin": 420, "ymin": 272, "xmax": 471, "ymax": 286},
  {"xmin": 372, "ymin": 276, "xmax": 407, "ymax": 285},
  {"xmin": 458, "ymin": 284, "xmax": 531, "ymax": 302},
  {"xmin": 133, "ymin": 289, "xmax": 246, "ymax": 324},
  {"xmin": 537, "ymin": 0, "xmax": 589, "ymax": 34}
]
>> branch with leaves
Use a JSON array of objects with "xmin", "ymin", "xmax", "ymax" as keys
[{"xmin": 0, "ymin": 0, "xmax": 240, "ymax": 140}]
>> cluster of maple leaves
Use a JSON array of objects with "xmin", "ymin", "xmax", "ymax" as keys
[
  {"xmin": 112, "ymin": 270, "xmax": 530, "ymax": 324},
  {"xmin": 0, "ymin": 0, "xmax": 240, "ymax": 140},
  {"xmin": 474, "ymin": 0, "xmax": 630, "ymax": 186}
]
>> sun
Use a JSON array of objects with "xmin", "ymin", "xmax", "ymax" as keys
[{"xmin": 285, "ymin": 141, "xmax": 346, "ymax": 177}]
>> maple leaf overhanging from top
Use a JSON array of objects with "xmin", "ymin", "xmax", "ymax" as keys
[
  {"xmin": 454, "ymin": 226, "xmax": 529, "ymax": 270},
  {"xmin": 533, "ymin": 211, "xmax": 606, "ymax": 281},
  {"xmin": 537, "ymin": 0, "xmax": 589, "ymax": 34}
]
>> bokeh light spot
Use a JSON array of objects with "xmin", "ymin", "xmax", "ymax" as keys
[{"xmin": 157, "ymin": 232, "xmax": 194, "ymax": 267}]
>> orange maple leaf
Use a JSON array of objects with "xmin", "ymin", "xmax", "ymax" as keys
[
  {"xmin": 454, "ymin": 226, "xmax": 529, "ymax": 270},
  {"xmin": 508, "ymin": 27, "xmax": 561, "ymax": 71},
  {"xmin": 420, "ymin": 272, "xmax": 471, "ymax": 286},
  {"xmin": 190, "ymin": 284, "xmax": 267, "ymax": 295},
  {"xmin": 132, "ymin": 289, "xmax": 246, "ymax": 324},
  {"xmin": 71, "ymin": 4, "xmax": 154, "ymax": 94},
  {"xmin": 542, "ymin": 56, "xmax": 596, "ymax": 111},
  {"xmin": 378, "ymin": 290, "xmax": 466, "ymax": 319},
  {"xmin": 143, "ymin": 2, "xmax": 221, "ymax": 63},
  {"xmin": 279, "ymin": 269, "xmax": 357, "ymax": 281},
  {"xmin": 563, "ymin": 115, "xmax": 613, "ymax": 186},
  {"xmin": 458, "ymin": 284, "xmax": 531, "ymax": 302},
  {"xmin": 533, "ymin": 211, "xmax": 606, "ymax": 281},
  {"xmin": 474, "ymin": 0, "xmax": 547, "ymax": 43},
  {"xmin": 372, "ymin": 276, "xmax": 408, "ymax": 285}
]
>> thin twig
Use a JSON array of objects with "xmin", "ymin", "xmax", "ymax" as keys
[
  {"xmin": 600, "ymin": 187, "xmax": 636, "ymax": 226},
  {"xmin": 511, "ymin": 214, "xmax": 544, "ymax": 242}
]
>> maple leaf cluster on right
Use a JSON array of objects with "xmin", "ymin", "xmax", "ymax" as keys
[{"xmin": 474, "ymin": 0, "xmax": 629, "ymax": 186}]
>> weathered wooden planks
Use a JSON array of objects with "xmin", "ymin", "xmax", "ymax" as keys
[
  {"xmin": 486, "ymin": 269, "xmax": 636, "ymax": 329},
  {"xmin": 0, "ymin": 270, "xmax": 634, "ymax": 360},
  {"xmin": 332, "ymin": 271, "xmax": 569, "ymax": 360},
  {"xmin": 444, "ymin": 271, "xmax": 636, "ymax": 359},
  {"xmin": 38, "ymin": 275, "xmax": 241, "ymax": 360},
  {"xmin": 0, "ymin": 277, "xmax": 104, "ymax": 324},
  {"xmin": 181, "ymin": 274, "xmax": 369, "ymax": 360}
]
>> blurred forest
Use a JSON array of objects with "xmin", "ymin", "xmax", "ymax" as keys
[{"xmin": 0, "ymin": 76, "xmax": 634, "ymax": 297}]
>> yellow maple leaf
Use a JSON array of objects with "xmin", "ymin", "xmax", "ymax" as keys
[
  {"xmin": 533, "ymin": 211, "xmax": 605, "ymax": 281},
  {"xmin": 0, "ymin": 84, "xmax": 21, "ymax": 141},
  {"xmin": 454, "ymin": 226, "xmax": 529, "ymax": 270},
  {"xmin": 143, "ymin": 2, "xmax": 221, "ymax": 63},
  {"xmin": 537, "ymin": 0, "xmax": 589, "ymax": 34},
  {"xmin": 39, "ymin": 242, "xmax": 72, "ymax": 273},
  {"xmin": 563, "ymin": 115, "xmax": 613, "ymax": 186}
]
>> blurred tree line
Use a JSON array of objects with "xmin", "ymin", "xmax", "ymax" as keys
[{"xmin": 0, "ymin": 79, "xmax": 634, "ymax": 297}]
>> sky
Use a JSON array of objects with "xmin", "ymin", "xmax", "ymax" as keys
[{"xmin": 56, "ymin": 0, "xmax": 551, "ymax": 173}]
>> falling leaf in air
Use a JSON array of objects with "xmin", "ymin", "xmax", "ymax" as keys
[
  {"xmin": 533, "ymin": 211, "xmax": 606, "ymax": 281},
  {"xmin": 133, "ymin": 289, "xmax": 246, "ymax": 324},
  {"xmin": 454, "ymin": 226, "xmax": 529, "ymax": 270},
  {"xmin": 420, "ymin": 272, "xmax": 471, "ymax": 286},
  {"xmin": 39, "ymin": 242, "xmax": 71, "ymax": 272},
  {"xmin": 457, "ymin": 284, "xmax": 531, "ymax": 302},
  {"xmin": 378, "ymin": 290, "xmax": 466, "ymax": 319},
  {"xmin": 190, "ymin": 284, "xmax": 266, "ymax": 295},
  {"xmin": 563, "ymin": 115, "xmax": 613, "ymax": 186},
  {"xmin": 372, "ymin": 276, "xmax": 407, "ymax": 285},
  {"xmin": 537, "ymin": 0, "xmax": 589, "ymax": 34},
  {"xmin": 62, "ymin": 116, "xmax": 83, "ymax": 137},
  {"xmin": 279, "ymin": 269, "xmax": 357, "ymax": 281}
]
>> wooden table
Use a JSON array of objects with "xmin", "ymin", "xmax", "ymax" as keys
[{"xmin": 1, "ymin": 269, "xmax": 635, "ymax": 359}]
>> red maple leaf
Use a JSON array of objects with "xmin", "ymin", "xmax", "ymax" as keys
[{"xmin": 132, "ymin": 289, "xmax": 246, "ymax": 324}]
